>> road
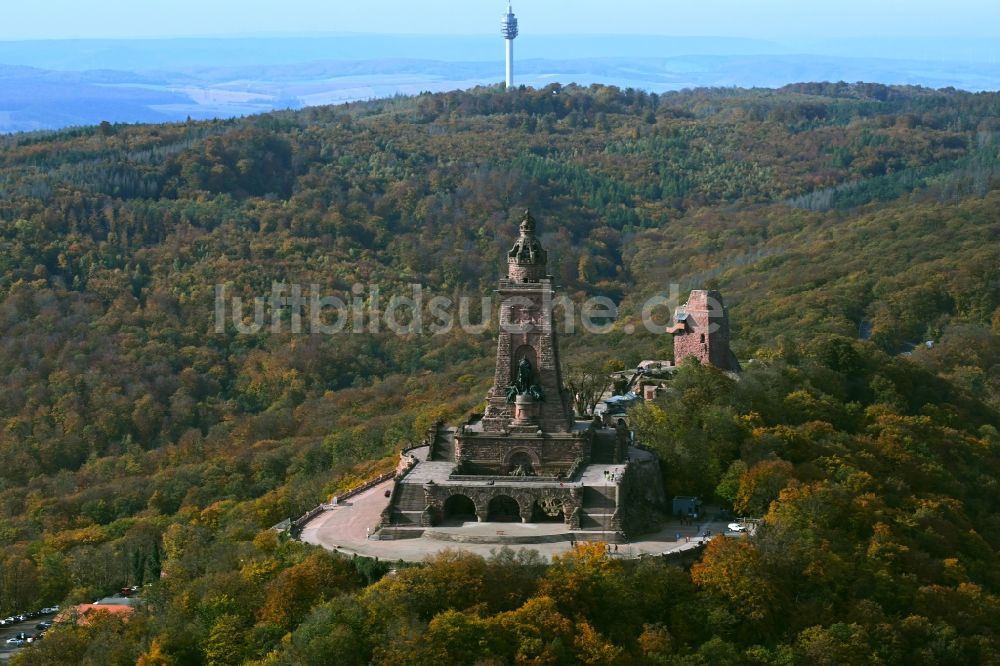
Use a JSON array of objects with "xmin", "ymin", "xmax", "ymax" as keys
[{"xmin": 300, "ymin": 479, "xmax": 395, "ymax": 553}]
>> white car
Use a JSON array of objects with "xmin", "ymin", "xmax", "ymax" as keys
[{"xmin": 728, "ymin": 522, "xmax": 747, "ymax": 532}]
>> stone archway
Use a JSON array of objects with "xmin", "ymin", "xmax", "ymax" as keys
[
  {"xmin": 487, "ymin": 495, "xmax": 521, "ymax": 522},
  {"xmin": 502, "ymin": 447, "xmax": 541, "ymax": 476},
  {"xmin": 508, "ymin": 451, "xmax": 536, "ymax": 476},
  {"xmin": 443, "ymin": 494, "xmax": 477, "ymax": 523},
  {"xmin": 511, "ymin": 344, "xmax": 539, "ymax": 382}
]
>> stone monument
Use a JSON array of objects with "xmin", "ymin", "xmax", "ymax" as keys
[{"xmin": 378, "ymin": 211, "xmax": 665, "ymax": 541}]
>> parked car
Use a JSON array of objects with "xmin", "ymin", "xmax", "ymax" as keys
[
  {"xmin": 40, "ymin": 606, "xmax": 59, "ymax": 614},
  {"xmin": 727, "ymin": 522, "xmax": 747, "ymax": 532},
  {"xmin": 5, "ymin": 637, "xmax": 24, "ymax": 647},
  {"xmin": 35, "ymin": 621, "xmax": 51, "ymax": 631}
]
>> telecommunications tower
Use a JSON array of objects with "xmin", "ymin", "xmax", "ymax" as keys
[{"xmin": 502, "ymin": 3, "xmax": 518, "ymax": 88}]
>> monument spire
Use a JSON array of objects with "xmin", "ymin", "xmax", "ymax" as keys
[{"xmin": 481, "ymin": 211, "xmax": 572, "ymax": 433}]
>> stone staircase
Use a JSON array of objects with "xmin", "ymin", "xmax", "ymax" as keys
[
  {"xmin": 389, "ymin": 482, "xmax": 427, "ymax": 526},
  {"xmin": 590, "ymin": 435, "xmax": 617, "ymax": 464},
  {"xmin": 580, "ymin": 485, "xmax": 617, "ymax": 531},
  {"xmin": 376, "ymin": 526, "xmax": 425, "ymax": 540},
  {"xmin": 425, "ymin": 530, "xmax": 579, "ymax": 545}
]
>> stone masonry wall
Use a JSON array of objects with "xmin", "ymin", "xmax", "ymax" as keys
[
  {"xmin": 421, "ymin": 482, "xmax": 583, "ymax": 528},
  {"xmin": 455, "ymin": 431, "xmax": 590, "ymax": 476}
]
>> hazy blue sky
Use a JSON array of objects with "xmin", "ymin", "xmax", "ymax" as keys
[{"xmin": 4, "ymin": 0, "xmax": 1000, "ymax": 41}]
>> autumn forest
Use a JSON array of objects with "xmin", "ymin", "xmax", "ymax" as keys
[{"xmin": 0, "ymin": 82, "xmax": 997, "ymax": 664}]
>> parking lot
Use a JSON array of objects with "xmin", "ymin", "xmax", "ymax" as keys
[{"xmin": 0, "ymin": 609, "xmax": 58, "ymax": 662}]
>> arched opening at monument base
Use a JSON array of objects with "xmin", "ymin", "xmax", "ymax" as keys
[
  {"xmin": 443, "ymin": 494, "xmax": 477, "ymax": 523},
  {"xmin": 532, "ymin": 497, "xmax": 564, "ymax": 523},
  {"xmin": 487, "ymin": 495, "xmax": 521, "ymax": 522},
  {"xmin": 508, "ymin": 451, "xmax": 536, "ymax": 476}
]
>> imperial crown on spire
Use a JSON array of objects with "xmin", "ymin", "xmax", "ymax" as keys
[{"xmin": 507, "ymin": 209, "xmax": 547, "ymax": 282}]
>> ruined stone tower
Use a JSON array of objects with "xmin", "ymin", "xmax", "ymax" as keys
[{"xmin": 668, "ymin": 289, "xmax": 741, "ymax": 372}]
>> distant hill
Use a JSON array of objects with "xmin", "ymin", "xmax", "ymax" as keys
[{"xmin": 1, "ymin": 35, "xmax": 999, "ymax": 132}]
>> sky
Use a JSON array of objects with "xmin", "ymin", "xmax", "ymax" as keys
[{"xmin": 3, "ymin": 0, "xmax": 1000, "ymax": 41}]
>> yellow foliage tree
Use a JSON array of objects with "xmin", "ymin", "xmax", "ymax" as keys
[{"xmin": 691, "ymin": 537, "xmax": 777, "ymax": 625}]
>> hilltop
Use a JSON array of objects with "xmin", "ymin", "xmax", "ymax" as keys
[{"xmin": 0, "ymin": 84, "xmax": 997, "ymax": 664}]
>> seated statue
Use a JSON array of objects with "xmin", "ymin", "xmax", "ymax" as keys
[{"xmin": 514, "ymin": 357, "xmax": 533, "ymax": 394}]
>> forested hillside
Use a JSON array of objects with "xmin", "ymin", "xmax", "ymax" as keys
[{"xmin": 0, "ymin": 83, "xmax": 997, "ymax": 664}]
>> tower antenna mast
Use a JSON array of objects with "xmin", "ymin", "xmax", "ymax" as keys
[{"xmin": 501, "ymin": 3, "xmax": 519, "ymax": 88}]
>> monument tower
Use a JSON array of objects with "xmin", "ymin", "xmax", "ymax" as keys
[
  {"xmin": 480, "ymin": 210, "xmax": 574, "ymax": 435},
  {"xmin": 502, "ymin": 3, "xmax": 519, "ymax": 88}
]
